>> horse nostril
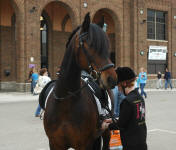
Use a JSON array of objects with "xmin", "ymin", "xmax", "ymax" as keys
[{"xmin": 107, "ymin": 76, "xmax": 116, "ymax": 88}]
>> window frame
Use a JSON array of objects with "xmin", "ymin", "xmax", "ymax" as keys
[{"xmin": 147, "ymin": 9, "xmax": 167, "ymax": 41}]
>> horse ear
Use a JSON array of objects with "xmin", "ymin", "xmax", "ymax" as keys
[
  {"xmin": 81, "ymin": 12, "xmax": 90, "ymax": 32},
  {"xmin": 97, "ymin": 16, "xmax": 104, "ymax": 28}
]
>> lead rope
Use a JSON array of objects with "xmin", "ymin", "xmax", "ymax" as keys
[{"xmin": 101, "ymin": 102, "xmax": 118, "ymax": 123}]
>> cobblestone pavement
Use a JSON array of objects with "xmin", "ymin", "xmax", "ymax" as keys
[{"xmin": 0, "ymin": 90, "xmax": 176, "ymax": 150}]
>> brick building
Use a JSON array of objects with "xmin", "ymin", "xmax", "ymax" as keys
[{"xmin": 0, "ymin": 0, "xmax": 176, "ymax": 91}]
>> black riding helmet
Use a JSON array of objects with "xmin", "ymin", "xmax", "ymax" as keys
[{"xmin": 115, "ymin": 67, "xmax": 136, "ymax": 84}]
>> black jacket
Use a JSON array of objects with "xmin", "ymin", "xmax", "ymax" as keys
[
  {"xmin": 157, "ymin": 73, "xmax": 161, "ymax": 79},
  {"xmin": 109, "ymin": 89, "xmax": 147, "ymax": 148}
]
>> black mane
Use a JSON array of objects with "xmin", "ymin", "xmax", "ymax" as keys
[
  {"xmin": 66, "ymin": 23, "xmax": 110, "ymax": 59},
  {"xmin": 66, "ymin": 26, "xmax": 80, "ymax": 48},
  {"xmin": 87, "ymin": 24, "xmax": 109, "ymax": 58}
]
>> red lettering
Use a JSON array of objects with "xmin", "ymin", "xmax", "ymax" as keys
[{"xmin": 136, "ymin": 104, "xmax": 140, "ymax": 119}]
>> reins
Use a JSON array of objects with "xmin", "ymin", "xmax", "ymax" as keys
[
  {"xmin": 100, "ymin": 102, "xmax": 118, "ymax": 123},
  {"xmin": 52, "ymin": 28, "xmax": 116, "ymax": 122}
]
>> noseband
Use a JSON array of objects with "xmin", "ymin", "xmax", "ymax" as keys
[{"xmin": 78, "ymin": 32, "xmax": 114, "ymax": 79}]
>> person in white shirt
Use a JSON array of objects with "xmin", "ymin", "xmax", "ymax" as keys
[{"xmin": 34, "ymin": 68, "xmax": 51, "ymax": 117}]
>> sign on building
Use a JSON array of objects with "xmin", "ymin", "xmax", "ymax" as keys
[{"xmin": 148, "ymin": 46, "xmax": 167, "ymax": 60}]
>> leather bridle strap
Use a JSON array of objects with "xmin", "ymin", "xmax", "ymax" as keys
[
  {"xmin": 78, "ymin": 32, "xmax": 114, "ymax": 74},
  {"xmin": 99, "ymin": 63, "xmax": 114, "ymax": 72}
]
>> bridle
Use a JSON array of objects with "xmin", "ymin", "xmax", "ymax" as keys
[
  {"xmin": 53, "ymin": 30, "xmax": 114, "ymax": 100},
  {"xmin": 77, "ymin": 31, "xmax": 118, "ymax": 123},
  {"xmin": 77, "ymin": 31, "xmax": 114, "ymax": 80}
]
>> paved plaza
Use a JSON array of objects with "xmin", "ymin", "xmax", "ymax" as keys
[{"xmin": 0, "ymin": 89, "xmax": 176, "ymax": 150}]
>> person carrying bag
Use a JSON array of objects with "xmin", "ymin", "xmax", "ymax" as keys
[{"xmin": 34, "ymin": 68, "xmax": 51, "ymax": 117}]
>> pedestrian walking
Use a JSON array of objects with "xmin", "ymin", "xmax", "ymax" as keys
[
  {"xmin": 156, "ymin": 71, "xmax": 162, "ymax": 89},
  {"xmin": 34, "ymin": 68, "xmax": 51, "ymax": 117},
  {"xmin": 139, "ymin": 67, "xmax": 147, "ymax": 98},
  {"xmin": 28, "ymin": 67, "xmax": 34, "ymax": 94},
  {"xmin": 101, "ymin": 67, "xmax": 147, "ymax": 150},
  {"xmin": 164, "ymin": 68, "xmax": 172, "ymax": 90},
  {"xmin": 31, "ymin": 68, "xmax": 39, "ymax": 95}
]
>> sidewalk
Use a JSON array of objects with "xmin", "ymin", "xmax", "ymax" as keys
[
  {"xmin": 145, "ymin": 88, "xmax": 176, "ymax": 92},
  {"xmin": 0, "ymin": 92, "xmax": 38, "ymax": 103},
  {"xmin": 0, "ymin": 88, "xmax": 175, "ymax": 103}
]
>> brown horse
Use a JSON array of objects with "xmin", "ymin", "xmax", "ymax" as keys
[{"xmin": 43, "ymin": 13, "xmax": 117, "ymax": 150}]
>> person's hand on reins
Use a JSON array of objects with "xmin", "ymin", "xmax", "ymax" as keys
[{"xmin": 101, "ymin": 118, "xmax": 113, "ymax": 131}]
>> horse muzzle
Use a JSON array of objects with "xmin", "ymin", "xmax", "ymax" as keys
[
  {"xmin": 107, "ymin": 76, "xmax": 117, "ymax": 89},
  {"xmin": 99, "ymin": 74, "xmax": 117, "ymax": 89}
]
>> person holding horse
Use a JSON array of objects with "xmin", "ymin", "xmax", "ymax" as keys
[{"xmin": 101, "ymin": 67, "xmax": 147, "ymax": 150}]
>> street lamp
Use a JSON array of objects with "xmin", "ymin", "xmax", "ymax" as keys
[{"xmin": 103, "ymin": 23, "xmax": 107, "ymax": 32}]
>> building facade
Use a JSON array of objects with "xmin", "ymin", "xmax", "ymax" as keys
[{"xmin": 0, "ymin": 0, "xmax": 176, "ymax": 91}]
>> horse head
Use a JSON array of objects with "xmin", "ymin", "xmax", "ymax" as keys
[{"xmin": 74, "ymin": 13, "xmax": 117, "ymax": 89}]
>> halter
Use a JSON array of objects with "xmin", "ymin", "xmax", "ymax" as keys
[
  {"xmin": 53, "ymin": 30, "xmax": 114, "ymax": 101},
  {"xmin": 78, "ymin": 31, "xmax": 114, "ymax": 80}
]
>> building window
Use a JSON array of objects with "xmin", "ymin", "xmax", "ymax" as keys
[
  {"xmin": 147, "ymin": 9, "xmax": 167, "ymax": 40},
  {"xmin": 147, "ymin": 59, "xmax": 167, "ymax": 74}
]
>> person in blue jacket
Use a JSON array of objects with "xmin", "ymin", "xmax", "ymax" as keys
[
  {"xmin": 138, "ymin": 67, "xmax": 147, "ymax": 98},
  {"xmin": 164, "ymin": 68, "xmax": 172, "ymax": 90},
  {"xmin": 31, "ymin": 68, "xmax": 39, "ymax": 95}
]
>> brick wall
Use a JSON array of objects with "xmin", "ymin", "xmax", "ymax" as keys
[
  {"xmin": 0, "ymin": 26, "xmax": 16, "ymax": 81},
  {"xmin": 50, "ymin": 31, "xmax": 71, "ymax": 79},
  {"xmin": 1, "ymin": 0, "xmax": 176, "ymax": 91}
]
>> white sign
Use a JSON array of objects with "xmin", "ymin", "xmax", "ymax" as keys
[{"xmin": 148, "ymin": 46, "xmax": 167, "ymax": 60}]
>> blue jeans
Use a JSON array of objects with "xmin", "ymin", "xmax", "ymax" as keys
[
  {"xmin": 140, "ymin": 83, "xmax": 147, "ymax": 98},
  {"xmin": 31, "ymin": 80, "xmax": 37, "ymax": 93},
  {"xmin": 35, "ymin": 104, "xmax": 41, "ymax": 116},
  {"xmin": 112, "ymin": 86, "xmax": 125, "ymax": 117},
  {"xmin": 165, "ymin": 79, "xmax": 172, "ymax": 89},
  {"xmin": 30, "ymin": 82, "xmax": 33, "ymax": 93}
]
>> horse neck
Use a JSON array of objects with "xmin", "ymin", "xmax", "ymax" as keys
[{"xmin": 55, "ymin": 47, "xmax": 81, "ymax": 98}]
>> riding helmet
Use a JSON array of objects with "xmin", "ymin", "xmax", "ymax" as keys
[{"xmin": 115, "ymin": 67, "xmax": 136, "ymax": 83}]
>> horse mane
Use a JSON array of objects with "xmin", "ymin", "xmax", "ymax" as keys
[
  {"xmin": 66, "ymin": 26, "xmax": 80, "ymax": 48},
  {"xmin": 66, "ymin": 23, "xmax": 110, "ymax": 59},
  {"xmin": 87, "ymin": 24, "xmax": 109, "ymax": 58}
]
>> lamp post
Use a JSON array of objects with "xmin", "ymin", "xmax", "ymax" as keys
[{"xmin": 103, "ymin": 23, "xmax": 107, "ymax": 32}]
